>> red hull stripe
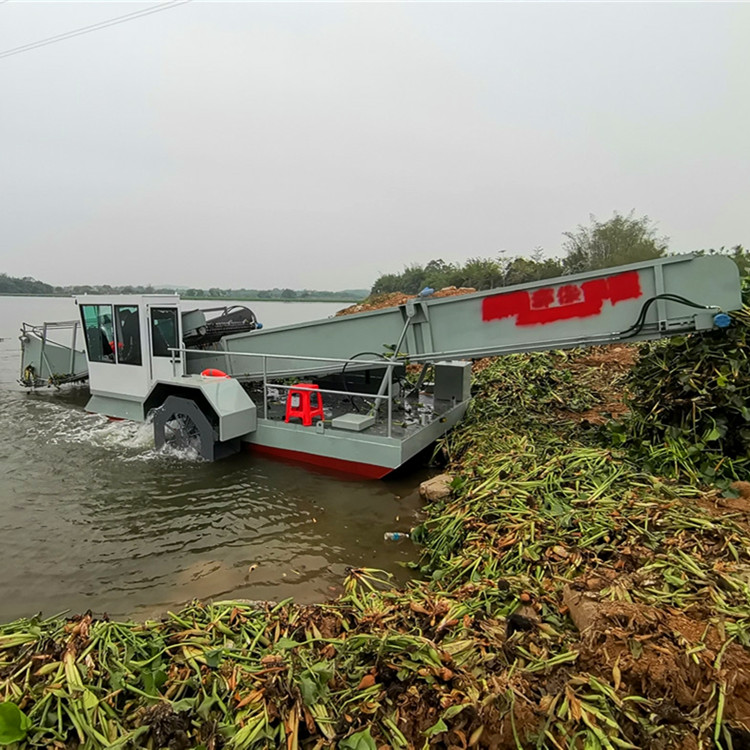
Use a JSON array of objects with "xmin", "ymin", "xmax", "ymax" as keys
[{"xmin": 248, "ymin": 444, "xmax": 392, "ymax": 479}]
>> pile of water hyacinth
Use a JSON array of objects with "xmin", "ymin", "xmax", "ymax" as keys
[{"xmin": 2, "ymin": 301, "xmax": 750, "ymax": 748}]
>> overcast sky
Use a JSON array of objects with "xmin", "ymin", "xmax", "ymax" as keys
[{"xmin": 1, "ymin": 2, "xmax": 748, "ymax": 290}]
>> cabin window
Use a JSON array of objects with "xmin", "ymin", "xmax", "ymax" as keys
[
  {"xmin": 150, "ymin": 307, "xmax": 178, "ymax": 357},
  {"xmin": 80, "ymin": 304, "xmax": 115, "ymax": 363},
  {"xmin": 115, "ymin": 305, "xmax": 142, "ymax": 366}
]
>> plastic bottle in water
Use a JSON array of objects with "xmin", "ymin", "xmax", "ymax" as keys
[{"xmin": 384, "ymin": 531, "xmax": 410, "ymax": 541}]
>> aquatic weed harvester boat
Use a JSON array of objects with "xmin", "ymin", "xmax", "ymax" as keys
[{"xmin": 19, "ymin": 255, "xmax": 742, "ymax": 477}]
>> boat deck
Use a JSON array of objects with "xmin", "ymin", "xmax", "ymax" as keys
[{"xmin": 246, "ymin": 384, "xmax": 458, "ymax": 441}]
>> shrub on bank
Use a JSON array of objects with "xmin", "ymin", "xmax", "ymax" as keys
[{"xmin": 612, "ymin": 279, "xmax": 750, "ymax": 486}]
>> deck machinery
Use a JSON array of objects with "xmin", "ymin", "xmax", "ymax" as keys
[{"xmin": 19, "ymin": 255, "xmax": 742, "ymax": 478}]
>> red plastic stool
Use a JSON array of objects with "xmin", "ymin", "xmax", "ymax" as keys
[{"xmin": 285, "ymin": 383, "xmax": 324, "ymax": 426}]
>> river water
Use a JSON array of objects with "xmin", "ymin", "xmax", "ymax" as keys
[{"xmin": 0, "ymin": 297, "xmax": 426, "ymax": 622}]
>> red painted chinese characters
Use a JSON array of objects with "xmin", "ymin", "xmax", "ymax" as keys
[{"xmin": 482, "ymin": 270, "xmax": 643, "ymax": 326}]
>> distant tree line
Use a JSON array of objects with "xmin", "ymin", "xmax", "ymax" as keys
[
  {"xmin": 371, "ymin": 212, "xmax": 749, "ymax": 295},
  {"xmin": 182, "ymin": 288, "xmax": 368, "ymax": 301},
  {"xmin": 0, "ymin": 274, "xmax": 54, "ymax": 295},
  {"xmin": 0, "ymin": 276, "xmax": 368, "ymax": 301},
  {"xmin": 4, "ymin": 212, "xmax": 746, "ymax": 300}
]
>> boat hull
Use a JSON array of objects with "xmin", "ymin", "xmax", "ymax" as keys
[{"xmin": 249, "ymin": 443, "xmax": 392, "ymax": 479}]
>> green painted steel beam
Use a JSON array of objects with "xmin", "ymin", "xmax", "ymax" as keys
[{"xmin": 188, "ymin": 254, "xmax": 741, "ymax": 381}]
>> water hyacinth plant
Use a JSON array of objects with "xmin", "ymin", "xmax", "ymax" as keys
[
  {"xmin": 611, "ymin": 280, "xmax": 750, "ymax": 486},
  {"xmin": 1, "ymin": 304, "xmax": 750, "ymax": 747}
]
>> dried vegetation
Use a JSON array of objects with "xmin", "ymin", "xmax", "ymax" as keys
[{"xmin": 335, "ymin": 288, "xmax": 477, "ymax": 317}]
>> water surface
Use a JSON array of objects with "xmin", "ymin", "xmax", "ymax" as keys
[{"xmin": 0, "ymin": 296, "xmax": 425, "ymax": 621}]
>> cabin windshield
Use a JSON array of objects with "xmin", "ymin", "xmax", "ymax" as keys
[
  {"xmin": 151, "ymin": 308, "xmax": 178, "ymax": 357},
  {"xmin": 80, "ymin": 304, "xmax": 115, "ymax": 363},
  {"xmin": 115, "ymin": 305, "xmax": 142, "ymax": 366}
]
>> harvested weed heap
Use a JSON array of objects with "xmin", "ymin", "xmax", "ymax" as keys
[
  {"xmin": 613, "ymin": 280, "xmax": 750, "ymax": 487},
  {"xmin": 2, "ymin": 336, "xmax": 750, "ymax": 747}
]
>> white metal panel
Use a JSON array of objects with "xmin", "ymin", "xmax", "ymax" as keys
[
  {"xmin": 146, "ymin": 303, "xmax": 183, "ymax": 382},
  {"xmin": 76, "ymin": 296, "xmax": 160, "ymax": 400}
]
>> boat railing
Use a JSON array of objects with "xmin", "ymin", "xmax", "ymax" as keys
[
  {"xmin": 20, "ymin": 320, "xmax": 87, "ymax": 387},
  {"xmin": 169, "ymin": 347, "xmax": 398, "ymax": 438}
]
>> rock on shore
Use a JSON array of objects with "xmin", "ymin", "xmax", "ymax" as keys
[{"xmin": 419, "ymin": 474, "xmax": 453, "ymax": 501}]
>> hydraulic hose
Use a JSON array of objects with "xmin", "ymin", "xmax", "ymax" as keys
[{"xmin": 616, "ymin": 294, "xmax": 719, "ymax": 339}]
